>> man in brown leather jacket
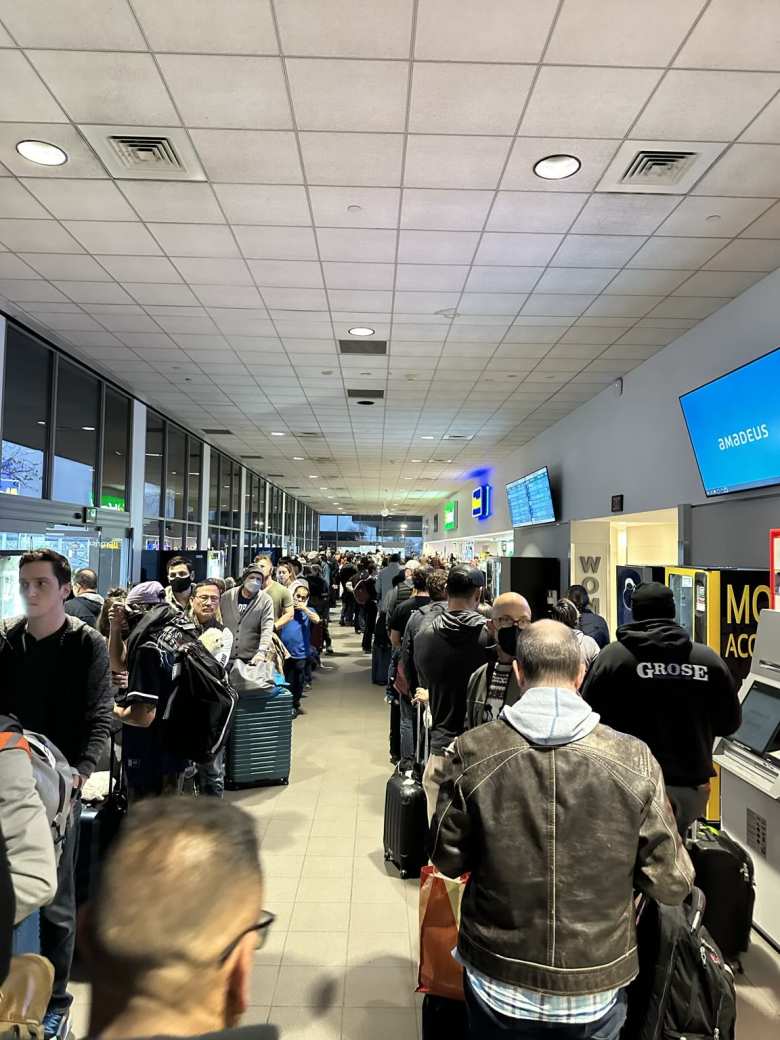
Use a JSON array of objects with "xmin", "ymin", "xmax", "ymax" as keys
[{"xmin": 432, "ymin": 619, "xmax": 693, "ymax": 1040}]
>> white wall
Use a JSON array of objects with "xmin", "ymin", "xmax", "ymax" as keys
[{"xmin": 426, "ymin": 270, "xmax": 780, "ymax": 557}]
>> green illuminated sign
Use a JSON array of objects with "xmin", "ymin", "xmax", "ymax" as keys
[
  {"xmin": 100, "ymin": 494, "xmax": 126, "ymax": 511},
  {"xmin": 443, "ymin": 500, "xmax": 458, "ymax": 531}
]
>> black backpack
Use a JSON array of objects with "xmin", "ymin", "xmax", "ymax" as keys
[
  {"xmin": 162, "ymin": 638, "xmax": 238, "ymax": 764},
  {"xmin": 623, "ymin": 887, "xmax": 736, "ymax": 1040}
]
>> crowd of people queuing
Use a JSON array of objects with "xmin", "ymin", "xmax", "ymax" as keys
[{"xmin": 0, "ymin": 540, "xmax": 743, "ymax": 1040}]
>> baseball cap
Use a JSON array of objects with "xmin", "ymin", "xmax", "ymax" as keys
[
  {"xmin": 446, "ymin": 564, "xmax": 486, "ymax": 593},
  {"xmin": 630, "ymin": 581, "xmax": 675, "ymax": 621}
]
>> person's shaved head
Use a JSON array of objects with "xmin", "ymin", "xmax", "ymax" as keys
[
  {"xmin": 515, "ymin": 619, "xmax": 582, "ymax": 688},
  {"xmin": 492, "ymin": 592, "xmax": 531, "ymax": 625},
  {"xmin": 87, "ymin": 798, "xmax": 263, "ymax": 1033}
]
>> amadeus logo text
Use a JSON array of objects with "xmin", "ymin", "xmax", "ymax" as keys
[{"xmin": 718, "ymin": 423, "xmax": 769, "ymax": 451}]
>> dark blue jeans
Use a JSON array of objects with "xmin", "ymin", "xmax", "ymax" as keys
[
  {"xmin": 42, "ymin": 799, "xmax": 82, "ymax": 1012},
  {"xmin": 464, "ymin": 974, "xmax": 627, "ymax": 1040}
]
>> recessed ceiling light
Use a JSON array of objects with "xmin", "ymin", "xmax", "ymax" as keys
[
  {"xmin": 293, "ymin": 456, "xmax": 305, "ymax": 461},
  {"xmin": 308, "ymin": 474, "xmax": 318, "ymax": 478},
  {"xmin": 420, "ymin": 435, "xmax": 435, "ymax": 440},
  {"xmin": 411, "ymin": 459, "xmax": 422, "ymax": 463},
  {"xmin": 270, "ymin": 431, "xmax": 285, "ymax": 436},
  {"xmin": 533, "ymin": 154, "xmax": 581, "ymax": 180},
  {"xmin": 319, "ymin": 486, "xmax": 328, "ymax": 490},
  {"xmin": 81, "ymin": 425, "xmax": 96, "ymax": 431},
  {"xmin": 36, "ymin": 420, "xmax": 46, "ymax": 426},
  {"xmin": 16, "ymin": 139, "xmax": 68, "ymax": 167},
  {"xmin": 348, "ymin": 326, "xmax": 374, "ymax": 337}
]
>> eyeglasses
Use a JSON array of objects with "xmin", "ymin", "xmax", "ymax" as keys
[
  {"xmin": 195, "ymin": 594, "xmax": 220, "ymax": 604},
  {"xmin": 217, "ymin": 911, "xmax": 276, "ymax": 965}
]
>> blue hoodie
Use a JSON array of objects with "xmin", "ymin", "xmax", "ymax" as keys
[{"xmin": 280, "ymin": 609, "xmax": 311, "ymax": 660}]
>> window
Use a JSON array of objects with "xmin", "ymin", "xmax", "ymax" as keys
[
  {"xmin": 102, "ymin": 389, "xmax": 129, "ymax": 510},
  {"xmin": 209, "ymin": 450, "xmax": 219, "ymax": 524},
  {"xmin": 163, "ymin": 520, "xmax": 184, "ymax": 550},
  {"xmin": 144, "ymin": 412, "xmax": 163, "ymax": 518},
  {"xmin": 245, "ymin": 473, "xmax": 256, "ymax": 530},
  {"xmin": 143, "ymin": 519, "xmax": 161, "ymax": 550},
  {"xmin": 219, "ymin": 455, "xmax": 232, "ymax": 527},
  {"xmin": 53, "ymin": 360, "xmax": 99, "ymax": 505},
  {"xmin": 187, "ymin": 440, "xmax": 202, "ymax": 523},
  {"xmin": 1, "ymin": 327, "xmax": 51, "ymax": 499},
  {"xmin": 165, "ymin": 425, "xmax": 186, "ymax": 519}
]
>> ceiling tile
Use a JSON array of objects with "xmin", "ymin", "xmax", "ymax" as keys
[
  {"xmin": 318, "ymin": 227, "xmax": 396, "ymax": 262},
  {"xmin": 604, "ymin": 269, "xmax": 689, "ymax": 295},
  {"xmin": 584, "ymin": 295, "xmax": 664, "ymax": 318},
  {"xmin": 519, "ymin": 66, "xmax": 661, "ymax": 138},
  {"xmin": 251, "ymin": 259, "xmax": 325, "ymax": 288},
  {"xmin": 299, "ymin": 132, "xmax": 403, "ymax": 186},
  {"xmin": 157, "ymin": 54, "xmax": 291, "ymax": 129},
  {"xmin": 409, "ymin": 62, "xmax": 534, "ymax": 135},
  {"xmin": 155, "ymin": 313, "xmax": 219, "ymax": 335},
  {"xmin": 551, "ymin": 235, "xmax": 645, "ymax": 267},
  {"xmin": 672, "ymin": 270, "xmax": 765, "ymax": 296},
  {"xmin": 535, "ymin": 267, "xmax": 620, "ymax": 294},
  {"xmin": 401, "ymin": 189, "xmax": 493, "ymax": 231},
  {"xmin": 634, "ymin": 71, "xmax": 780, "ymax": 140},
  {"xmin": 487, "ymin": 192, "xmax": 586, "ymax": 234},
  {"xmin": 571, "ymin": 195, "xmax": 679, "ymax": 235},
  {"xmin": 396, "ymin": 265, "xmax": 469, "ymax": 291},
  {"xmin": 190, "ymin": 285, "xmax": 265, "ymax": 308},
  {"xmin": 626, "ymin": 236, "xmax": 729, "ymax": 269},
  {"xmin": 474, "ymin": 233, "xmax": 562, "ymax": 266},
  {"xmin": 53, "ymin": 280, "xmax": 134, "ymax": 304},
  {"xmin": 393, "ymin": 290, "xmax": 459, "ymax": 314},
  {"xmin": 459, "ymin": 292, "xmax": 527, "ymax": 315},
  {"xmin": 0, "ymin": 51, "xmax": 66, "ymax": 122},
  {"xmin": 740, "ymin": 200, "xmax": 780, "ymax": 237},
  {"xmin": 146, "ymin": 223, "xmax": 240, "ymax": 258},
  {"xmin": 741, "ymin": 92, "xmax": 780, "ymax": 143},
  {"xmin": 414, "ymin": 0, "xmax": 557, "ymax": 62},
  {"xmin": 232, "ymin": 225, "xmax": 319, "ymax": 260},
  {"xmin": 189, "ymin": 130, "xmax": 303, "ymax": 184},
  {"xmin": 22, "ymin": 178, "xmax": 136, "ymax": 220},
  {"xmin": 656, "ymin": 196, "xmax": 775, "ymax": 238},
  {"xmin": 286, "ymin": 59, "xmax": 408, "ymax": 132},
  {"xmin": 328, "ymin": 289, "xmax": 393, "ymax": 311},
  {"xmin": 648, "ymin": 297, "xmax": 727, "ymax": 319},
  {"xmin": 214, "ymin": 184, "xmax": 310, "ymax": 225},
  {"xmin": 20, "ymin": 253, "xmax": 111, "ymax": 281},
  {"xmin": 0, "ymin": 279, "xmax": 69, "ymax": 302},
  {"xmin": 502, "ymin": 137, "xmax": 620, "ymax": 192},
  {"xmin": 546, "ymin": 0, "xmax": 703, "ymax": 65},
  {"xmin": 28, "ymin": 50, "xmax": 177, "ymax": 124},
  {"xmin": 275, "ymin": 0, "xmax": 413, "ymax": 58},
  {"xmin": 261, "ymin": 287, "xmax": 330, "ymax": 312},
  {"xmin": 675, "ymin": 0, "xmax": 780, "ymax": 71},
  {"xmin": 404, "ymin": 136, "xmax": 511, "ymax": 189},
  {"xmin": 119, "ymin": 182, "xmax": 224, "ymax": 224},
  {"xmin": 0, "ymin": 219, "xmax": 84, "ymax": 253},
  {"xmin": 558, "ymin": 325, "xmax": 622, "ymax": 344},
  {"xmin": 0, "ymin": 0, "xmax": 145, "ymax": 48},
  {"xmin": 95, "ymin": 255, "xmax": 182, "ymax": 283},
  {"xmin": 465, "ymin": 267, "xmax": 544, "ymax": 292},
  {"xmin": 703, "ymin": 238, "xmax": 780, "ymax": 271},
  {"xmin": 693, "ymin": 144, "xmax": 780, "ymax": 197},
  {"xmin": 123, "ymin": 283, "xmax": 201, "ymax": 306},
  {"xmin": 398, "ymin": 230, "xmax": 479, "ymax": 264},
  {"xmin": 0, "ymin": 180, "xmax": 49, "ymax": 218},
  {"xmin": 522, "ymin": 294, "xmax": 595, "ymax": 317},
  {"xmin": 309, "ymin": 186, "xmax": 400, "ymax": 228},
  {"xmin": 0, "ymin": 123, "xmax": 105, "ymax": 178},
  {"xmin": 133, "ymin": 0, "xmax": 277, "ymax": 53},
  {"xmin": 172, "ymin": 257, "xmax": 252, "ymax": 285}
]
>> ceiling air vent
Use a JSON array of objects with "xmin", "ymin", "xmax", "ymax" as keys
[
  {"xmin": 339, "ymin": 339, "xmax": 387, "ymax": 356},
  {"xmin": 241, "ymin": 455, "xmax": 264, "ymax": 460},
  {"xmin": 295, "ymin": 431, "xmax": 321, "ymax": 438},
  {"xmin": 202, "ymin": 428, "xmax": 232, "ymax": 435},
  {"xmin": 78, "ymin": 124, "xmax": 207, "ymax": 181},
  {"xmin": 596, "ymin": 140, "xmax": 726, "ymax": 195},
  {"xmin": 347, "ymin": 388, "xmax": 384, "ymax": 399}
]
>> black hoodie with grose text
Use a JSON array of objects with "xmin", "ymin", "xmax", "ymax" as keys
[
  {"xmin": 581, "ymin": 618, "xmax": 740, "ymax": 787},
  {"xmin": 414, "ymin": 609, "xmax": 491, "ymax": 752}
]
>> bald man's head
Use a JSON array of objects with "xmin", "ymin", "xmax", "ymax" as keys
[
  {"xmin": 515, "ymin": 619, "xmax": 582, "ymax": 689},
  {"xmin": 492, "ymin": 592, "xmax": 532, "ymax": 625}
]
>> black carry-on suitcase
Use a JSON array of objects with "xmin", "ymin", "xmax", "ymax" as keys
[
  {"xmin": 226, "ymin": 681, "xmax": 293, "ymax": 788},
  {"xmin": 76, "ymin": 733, "xmax": 127, "ymax": 906},
  {"xmin": 687, "ymin": 823, "xmax": 755, "ymax": 965},
  {"xmin": 383, "ymin": 704, "xmax": 428, "ymax": 879},
  {"xmin": 372, "ymin": 642, "xmax": 392, "ymax": 686}
]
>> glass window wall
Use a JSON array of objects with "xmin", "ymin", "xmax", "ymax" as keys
[
  {"xmin": 102, "ymin": 389, "xmax": 129, "ymax": 511},
  {"xmin": 1, "ymin": 327, "xmax": 51, "ymax": 499},
  {"xmin": 165, "ymin": 425, "xmax": 186, "ymax": 519}
]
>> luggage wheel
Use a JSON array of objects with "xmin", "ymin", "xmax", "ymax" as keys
[
  {"xmin": 384, "ymin": 850, "xmax": 391, "ymax": 862},
  {"xmin": 400, "ymin": 869, "xmax": 408, "ymax": 879}
]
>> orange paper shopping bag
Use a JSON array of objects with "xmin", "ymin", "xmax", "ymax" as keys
[{"xmin": 417, "ymin": 865, "xmax": 470, "ymax": 1001}]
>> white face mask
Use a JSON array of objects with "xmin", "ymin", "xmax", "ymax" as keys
[{"xmin": 244, "ymin": 578, "xmax": 262, "ymax": 595}]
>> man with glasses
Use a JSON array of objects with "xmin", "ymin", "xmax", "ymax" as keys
[
  {"xmin": 465, "ymin": 592, "xmax": 532, "ymax": 730},
  {"xmin": 279, "ymin": 586, "xmax": 320, "ymax": 718},
  {"xmin": 84, "ymin": 797, "xmax": 276, "ymax": 1040}
]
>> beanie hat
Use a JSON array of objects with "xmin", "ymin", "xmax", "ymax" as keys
[
  {"xmin": 126, "ymin": 580, "xmax": 165, "ymax": 605},
  {"xmin": 630, "ymin": 582, "xmax": 675, "ymax": 622}
]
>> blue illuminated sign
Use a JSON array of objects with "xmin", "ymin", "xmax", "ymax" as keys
[{"xmin": 471, "ymin": 484, "xmax": 492, "ymax": 520}]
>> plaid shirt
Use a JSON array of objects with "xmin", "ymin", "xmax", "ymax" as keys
[{"xmin": 463, "ymin": 963, "xmax": 620, "ymax": 1024}]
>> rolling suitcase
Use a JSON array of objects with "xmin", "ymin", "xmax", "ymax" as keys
[
  {"xmin": 76, "ymin": 734, "xmax": 127, "ymax": 906},
  {"xmin": 225, "ymin": 681, "xmax": 293, "ymax": 788},
  {"xmin": 372, "ymin": 642, "xmax": 392, "ymax": 686},
  {"xmin": 687, "ymin": 823, "xmax": 755, "ymax": 963},
  {"xmin": 383, "ymin": 705, "xmax": 428, "ymax": 879}
]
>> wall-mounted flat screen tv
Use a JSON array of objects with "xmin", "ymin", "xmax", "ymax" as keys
[
  {"xmin": 506, "ymin": 467, "xmax": 556, "ymax": 527},
  {"xmin": 680, "ymin": 347, "xmax": 780, "ymax": 498}
]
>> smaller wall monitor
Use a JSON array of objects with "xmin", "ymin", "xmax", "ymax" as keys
[{"xmin": 506, "ymin": 467, "xmax": 556, "ymax": 528}]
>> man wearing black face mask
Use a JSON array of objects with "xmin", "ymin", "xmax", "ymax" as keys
[
  {"xmin": 164, "ymin": 556, "xmax": 193, "ymax": 614},
  {"xmin": 220, "ymin": 565, "xmax": 274, "ymax": 667},
  {"xmin": 465, "ymin": 593, "xmax": 531, "ymax": 729}
]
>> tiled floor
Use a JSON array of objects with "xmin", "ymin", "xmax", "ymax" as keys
[{"xmin": 69, "ymin": 622, "xmax": 779, "ymax": 1038}]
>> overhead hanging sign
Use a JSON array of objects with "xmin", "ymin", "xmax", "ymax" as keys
[
  {"xmin": 443, "ymin": 500, "xmax": 458, "ymax": 531},
  {"xmin": 471, "ymin": 484, "xmax": 492, "ymax": 520}
]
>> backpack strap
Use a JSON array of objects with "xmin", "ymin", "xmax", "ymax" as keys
[{"xmin": 0, "ymin": 731, "xmax": 31, "ymax": 757}]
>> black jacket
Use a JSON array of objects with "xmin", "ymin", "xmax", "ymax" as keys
[
  {"xmin": 413, "ymin": 609, "xmax": 490, "ymax": 752},
  {"xmin": 579, "ymin": 606, "xmax": 610, "ymax": 649},
  {"xmin": 581, "ymin": 619, "xmax": 741, "ymax": 787},
  {"xmin": 65, "ymin": 592, "xmax": 103, "ymax": 629}
]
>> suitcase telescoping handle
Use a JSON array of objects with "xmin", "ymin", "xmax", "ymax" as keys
[{"xmin": 415, "ymin": 699, "xmax": 429, "ymax": 771}]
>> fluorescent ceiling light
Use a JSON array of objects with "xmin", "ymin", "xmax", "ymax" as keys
[
  {"xmin": 270, "ymin": 431, "xmax": 285, "ymax": 436},
  {"xmin": 420, "ymin": 435, "xmax": 435, "ymax": 440},
  {"xmin": 16, "ymin": 139, "xmax": 68, "ymax": 166},
  {"xmin": 533, "ymin": 154, "xmax": 581, "ymax": 180},
  {"xmin": 81, "ymin": 426, "xmax": 95, "ymax": 431},
  {"xmin": 348, "ymin": 326, "xmax": 374, "ymax": 337},
  {"xmin": 292, "ymin": 456, "xmax": 305, "ymax": 461}
]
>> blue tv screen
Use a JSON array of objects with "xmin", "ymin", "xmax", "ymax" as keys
[
  {"xmin": 506, "ymin": 467, "xmax": 556, "ymax": 527},
  {"xmin": 680, "ymin": 347, "xmax": 780, "ymax": 497}
]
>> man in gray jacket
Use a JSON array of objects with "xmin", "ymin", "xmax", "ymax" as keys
[
  {"xmin": 220, "ymin": 564, "xmax": 274, "ymax": 666},
  {"xmin": 433, "ymin": 620, "xmax": 693, "ymax": 1040}
]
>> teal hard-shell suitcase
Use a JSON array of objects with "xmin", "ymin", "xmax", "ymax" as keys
[{"xmin": 225, "ymin": 683, "xmax": 293, "ymax": 787}]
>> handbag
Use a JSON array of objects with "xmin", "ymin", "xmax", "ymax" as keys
[
  {"xmin": 0, "ymin": 955, "xmax": 54, "ymax": 1039},
  {"xmin": 417, "ymin": 866, "xmax": 470, "ymax": 1001},
  {"xmin": 230, "ymin": 659, "xmax": 276, "ymax": 693}
]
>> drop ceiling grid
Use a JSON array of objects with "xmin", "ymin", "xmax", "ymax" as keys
[{"xmin": 0, "ymin": 2, "xmax": 779, "ymax": 508}]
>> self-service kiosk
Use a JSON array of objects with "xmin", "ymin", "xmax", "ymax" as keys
[{"xmin": 714, "ymin": 609, "xmax": 780, "ymax": 950}]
